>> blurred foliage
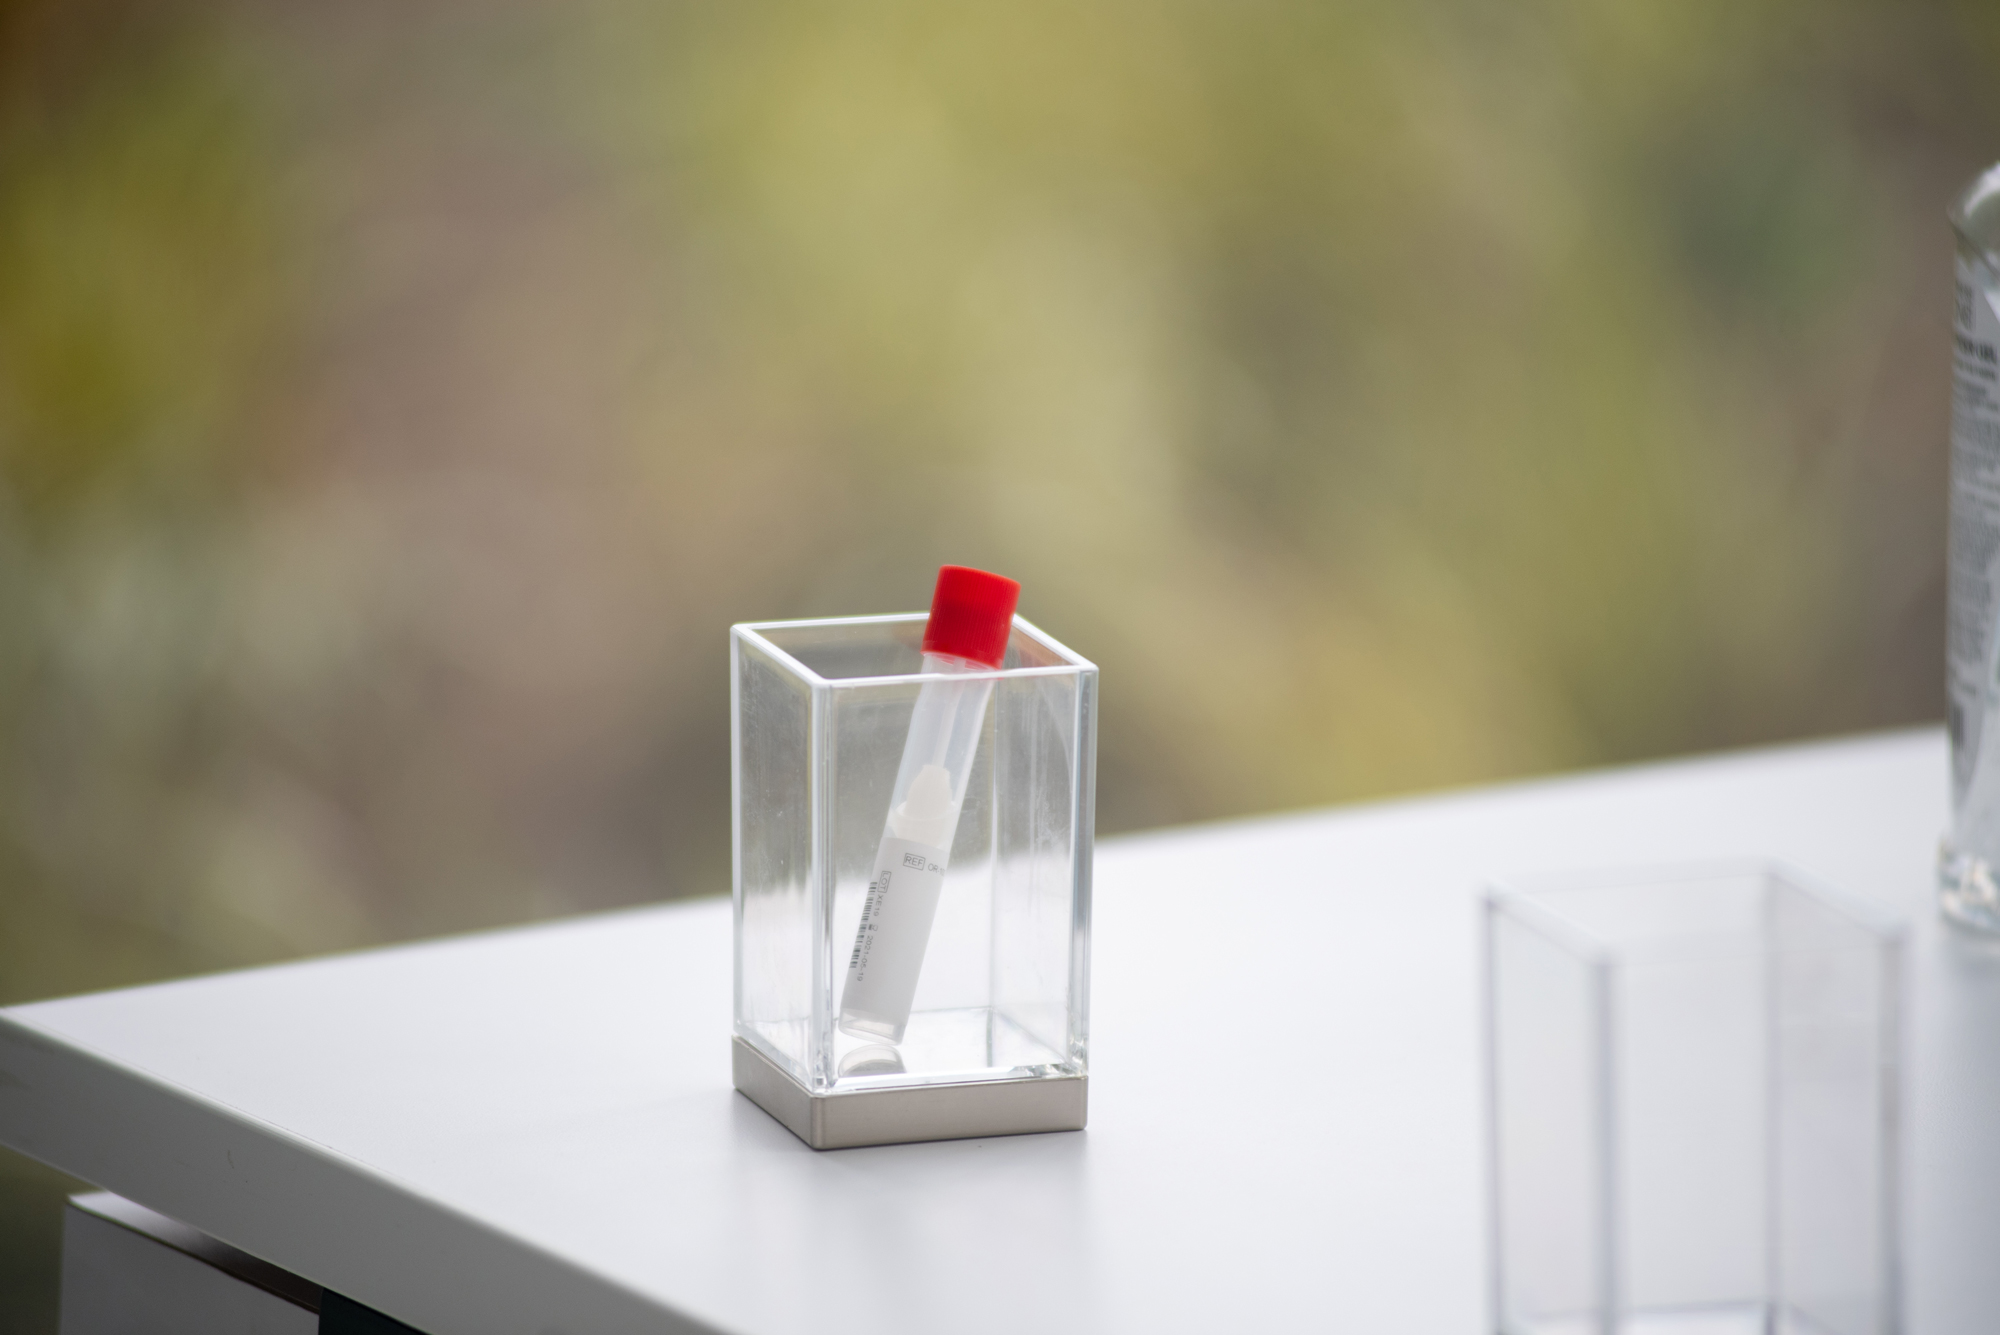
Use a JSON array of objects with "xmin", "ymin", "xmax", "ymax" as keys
[{"xmin": 2, "ymin": 0, "xmax": 1999, "ymax": 1326}]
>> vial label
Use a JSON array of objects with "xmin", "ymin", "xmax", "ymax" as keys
[
  {"xmin": 1949, "ymin": 256, "xmax": 2000, "ymax": 811},
  {"xmin": 840, "ymin": 835, "xmax": 949, "ymax": 1031}
]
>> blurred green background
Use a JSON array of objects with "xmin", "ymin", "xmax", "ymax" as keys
[{"xmin": 1, "ymin": 0, "xmax": 1994, "ymax": 1324}]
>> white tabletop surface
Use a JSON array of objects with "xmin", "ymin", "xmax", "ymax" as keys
[{"xmin": 1, "ymin": 728, "xmax": 1993, "ymax": 1334}]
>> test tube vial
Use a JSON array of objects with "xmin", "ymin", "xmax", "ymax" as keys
[{"xmin": 837, "ymin": 566, "xmax": 1020, "ymax": 1043}]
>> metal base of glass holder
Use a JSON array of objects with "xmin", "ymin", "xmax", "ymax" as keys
[{"xmin": 731, "ymin": 1036, "xmax": 1088, "ymax": 1150}]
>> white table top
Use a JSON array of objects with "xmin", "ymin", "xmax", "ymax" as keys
[{"xmin": 1, "ymin": 729, "xmax": 1992, "ymax": 1334}]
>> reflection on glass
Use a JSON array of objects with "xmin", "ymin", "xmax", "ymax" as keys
[{"xmin": 837, "ymin": 1045, "xmax": 907, "ymax": 1078}]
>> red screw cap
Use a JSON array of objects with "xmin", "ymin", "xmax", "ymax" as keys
[{"xmin": 921, "ymin": 565, "xmax": 1021, "ymax": 668}]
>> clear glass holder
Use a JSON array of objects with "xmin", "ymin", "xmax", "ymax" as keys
[
  {"xmin": 1483, "ymin": 861, "xmax": 1905, "ymax": 1335},
  {"xmin": 731, "ymin": 613, "xmax": 1096, "ymax": 1149}
]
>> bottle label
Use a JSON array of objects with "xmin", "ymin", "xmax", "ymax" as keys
[
  {"xmin": 840, "ymin": 835, "xmax": 949, "ymax": 1027},
  {"xmin": 1949, "ymin": 255, "xmax": 2000, "ymax": 817}
]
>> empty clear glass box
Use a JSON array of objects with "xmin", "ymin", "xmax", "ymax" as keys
[
  {"xmin": 1484, "ymin": 862, "xmax": 1905, "ymax": 1335},
  {"xmin": 730, "ymin": 613, "xmax": 1096, "ymax": 1149}
]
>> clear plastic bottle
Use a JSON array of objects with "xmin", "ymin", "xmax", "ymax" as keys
[{"xmin": 1940, "ymin": 162, "xmax": 2000, "ymax": 931}]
